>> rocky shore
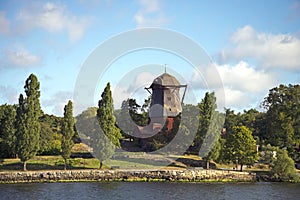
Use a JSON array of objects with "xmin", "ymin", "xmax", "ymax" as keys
[{"xmin": 0, "ymin": 169, "xmax": 256, "ymax": 183}]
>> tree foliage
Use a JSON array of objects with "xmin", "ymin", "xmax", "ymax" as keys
[
  {"xmin": 191, "ymin": 92, "xmax": 217, "ymax": 154},
  {"xmin": 271, "ymin": 149, "xmax": 300, "ymax": 182},
  {"xmin": 0, "ymin": 104, "xmax": 16, "ymax": 158},
  {"xmin": 96, "ymin": 82, "xmax": 122, "ymax": 168},
  {"xmin": 263, "ymin": 84, "xmax": 300, "ymax": 160},
  {"xmin": 61, "ymin": 100, "xmax": 75, "ymax": 170},
  {"xmin": 226, "ymin": 125, "xmax": 258, "ymax": 171},
  {"xmin": 39, "ymin": 114, "xmax": 62, "ymax": 155},
  {"xmin": 15, "ymin": 74, "xmax": 41, "ymax": 171}
]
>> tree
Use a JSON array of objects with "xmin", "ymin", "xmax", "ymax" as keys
[
  {"xmin": 223, "ymin": 108, "xmax": 241, "ymax": 136},
  {"xmin": 260, "ymin": 144, "xmax": 278, "ymax": 165},
  {"xmin": 203, "ymin": 139, "xmax": 221, "ymax": 169},
  {"xmin": 39, "ymin": 114, "xmax": 62, "ymax": 155},
  {"xmin": 96, "ymin": 82, "xmax": 122, "ymax": 169},
  {"xmin": 15, "ymin": 74, "xmax": 42, "ymax": 171},
  {"xmin": 0, "ymin": 104, "xmax": 16, "ymax": 158},
  {"xmin": 226, "ymin": 125, "xmax": 258, "ymax": 171},
  {"xmin": 61, "ymin": 100, "xmax": 75, "ymax": 170},
  {"xmin": 116, "ymin": 99, "xmax": 140, "ymax": 136},
  {"xmin": 191, "ymin": 92, "xmax": 217, "ymax": 154},
  {"xmin": 271, "ymin": 149, "xmax": 300, "ymax": 182},
  {"xmin": 263, "ymin": 84, "xmax": 300, "ymax": 160},
  {"xmin": 240, "ymin": 109, "xmax": 260, "ymax": 134}
]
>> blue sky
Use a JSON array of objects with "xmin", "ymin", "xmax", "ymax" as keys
[{"xmin": 0, "ymin": 0, "xmax": 299, "ymax": 116}]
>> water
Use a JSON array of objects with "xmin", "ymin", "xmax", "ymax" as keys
[{"xmin": 0, "ymin": 182, "xmax": 299, "ymax": 200}]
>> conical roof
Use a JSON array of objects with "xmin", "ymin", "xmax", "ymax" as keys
[{"xmin": 151, "ymin": 73, "xmax": 180, "ymax": 86}]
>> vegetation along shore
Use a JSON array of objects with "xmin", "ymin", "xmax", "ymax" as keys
[{"xmin": 0, "ymin": 74, "xmax": 299, "ymax": 183}]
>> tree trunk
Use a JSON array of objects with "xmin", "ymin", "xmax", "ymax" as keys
[
  {"xmin": 206, "ymin": 160, "xmax": 210, "ymax": 169},
  {"xmin": 64, "ymin": 159, "xmax": 67, "ymax": 170},
  {"xmin": 99, "ymin": 161, "xmax": 103, "ymax": 169},
  {"xmin": 240, "ymin": 163, "xmax": 243, "ymax": 172},
  {"xmin": 23, "ymin": 161, "xmax": 27, "ymax": 171}
]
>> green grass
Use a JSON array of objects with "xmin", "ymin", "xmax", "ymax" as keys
[
  {"xmin": 0, "ymin": 153, "xmax": 274, "ymax": 172},
  {"xmin": 0, "ymin": 156, "xmax": 102, "ymax": 171},
  {"xmin": 0, "ymin": 153, "xmax": 188, "ymax": 171}
]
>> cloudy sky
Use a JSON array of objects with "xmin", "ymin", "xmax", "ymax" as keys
[{"xmin": 0, "ymin": 0, "xmax": 299, "ymax": 116}]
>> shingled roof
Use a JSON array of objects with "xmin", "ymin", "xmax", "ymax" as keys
[
  {"xmin": 146, "ymin": 73, "xmax": 186, "ymax": 118},
  {"xmin": 150, "ymin": 73, "xmax": 181, "ymax": 87}
]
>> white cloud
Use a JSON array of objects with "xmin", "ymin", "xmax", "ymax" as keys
[
  {"xmin": 191, "ymin": 61, "xmax": 277, "ymax": 110},
  {"xmin": 218, "ymin": 61, "xmax": 276, "ymax": 93},
  {"xmin": 221, "ymin": 25, "xmax": 300, "ymax": 70},
  {"xmin": 43, "ymin": 91, "xmax": 73, "ymax": 116},
  {"xmin": 3, "ymin": 46, "xmax": 41, "ymax": 68},
  {"xmin": 112, "ymin": 72, "xmax": 156, "ymax": 109},
  {"xmin": 112, "ymin": 85, "xmax": 132, "ymax": 109},
  {"xmin": 215, "ymin": 87, "xmax": 252, "ymax": 110},
  {"xmin": 0, "ymin": 11, "xmax": 10, "ymax": 35},
  {"xmin": 16, "ymin": 2, "xmax": 91, "ymax": 43},
  {"xmin": 0, "ymin": 85, "xmax": 19, "ymax": 104},
  {"xmin": 134, "ymin": 0, "xmax": 168, "ymax": 27},
  {"xmin": 134, "ymin": 72, "xmax": 156, "ymax": 88}
]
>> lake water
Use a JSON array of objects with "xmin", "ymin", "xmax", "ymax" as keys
[{"xmin": 0, "ymin": 182, "xmax": 299, "ymax": 200}]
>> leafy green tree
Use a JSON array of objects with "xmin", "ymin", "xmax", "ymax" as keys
[
  {"xmin": 75, "ymin": 106, "xmax": 114, "ymax": 169},
  {"xmin": 0, "ymin": 104, "xmax": 16, "ymax": 158},
  {"xmin": 75, "ymin": 107, "xmax": 98, "ymax": 140},
  {"xmin": 96, "ymin": 82, "xmax": 122, "ymax": 169},
  {"xmin": 271, "ymin": 149, "xmax": 300, "ymax": 182},
  {"xmin": 223, "ymin": 108, "xmax": 241, "ymax": 136},
  {"xmin": 39, "ymin": 114, "xmax": 62, "ymax": 155},
  {"xmin": 116, "ymin": 99, "xmax": 139, "ymax": 136},
  {"xmin": 240, "ymin": 109, "xmax": 260, "ymax": 133},
  {"xmin": 61, "ymin": 100, "xmax": 75, "ymax": 170},
  {"xmin": 260, "ymin": 144, "xmax": 278, "ymax": 165},
  {"xmin": 15, "ymin": 74, "xmax": 42, "ymax": 171},
  {"xmin": 203, "ymin": 139, "xmax": 221, "ymax": 169},
  {"xmin": 226, "ymin": 125, "xmax": 258, "ymax": 171},
  {"xmin": 216, "ymin": 138, "xmax": 229, "ymax": 164},
  {"xmin": 263, "ymin": 84, "xmax": 300, "ymax": 160},
  {"xmin": 252, "ymin": 111, "xmax": 267, "ymax": 146}
]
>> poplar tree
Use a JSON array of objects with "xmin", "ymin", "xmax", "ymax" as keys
[
  {"xmin": 96, "ymin": 82, "xmax": 122, "ymax": 169},
  {"xmin": 15, "ymin": 74, "xmax": 41, "ymax": 171},
  {"xmin": 191, "ymin": 92, "xmax": 217, "ymax": 154},
  {"xmin": 61, "ymin": 100, "xmax": 75, "ymax": 170}
]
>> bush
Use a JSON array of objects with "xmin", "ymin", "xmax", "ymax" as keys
[{"xmin": 271, "ymin": 149, "xmax": 300, "ymax": 182}]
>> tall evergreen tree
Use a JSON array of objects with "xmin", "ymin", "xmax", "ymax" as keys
[
  {"xmin": 15, "ymin": 74, "xmax": 41, "ymax": 171},
  {"xmin": 61, "ymin": 100, "xmax": 75, "ymax": 170},
  {"xmin": 0, "ymin": 104, "xmax": 16, "ymax": 158},
  {"xmin": 191, "ymin": 92, "xmax": 217, "ymax": 154},
  {"xmin": 96, "ymin": 82, "xmax": 122, "ymax": 169}
]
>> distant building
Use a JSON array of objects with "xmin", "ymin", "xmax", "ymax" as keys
[{"xmin": 134, "ymin": 72, "xmax": 187, "ymax": 137}]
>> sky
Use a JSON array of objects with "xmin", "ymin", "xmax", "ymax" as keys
[{"xmin": 0, "ymin": 0, "xmax": 299, "ymax": 116}]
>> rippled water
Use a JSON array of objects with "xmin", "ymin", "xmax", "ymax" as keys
[{"xmin": 0, "ymin": 182, "xmax": 299, "ymax": 200}]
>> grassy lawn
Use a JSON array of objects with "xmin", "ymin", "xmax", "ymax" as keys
[
  {"xmin": 0, "ymin": 156, "xmax": 100, "ymax": 171},
  {"xmin": 0, "ymin": 152, "xmax": 274, "ymax": 172},
  {"xmin": 0, "ymin": 153, "xmax": 189, "ymax": 171}
]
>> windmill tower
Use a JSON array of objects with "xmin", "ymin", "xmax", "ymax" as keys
[{"xmin": 135, "ymin": 71, "xmax": 187, "ymax": 136}]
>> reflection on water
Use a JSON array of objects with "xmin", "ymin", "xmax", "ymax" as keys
[{"xmin": 0, "ymin": 182, "xmax": 299, "ymax": 200}]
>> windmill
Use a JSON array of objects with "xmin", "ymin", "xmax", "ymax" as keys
[{"xmin": 134, "ymin": 70, "xmax": 187, "ymax": 137}]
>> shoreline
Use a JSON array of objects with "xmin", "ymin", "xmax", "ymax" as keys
[{"xmin": 0, "ymin": 169, "xmax": 256, "ymax": 184}]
